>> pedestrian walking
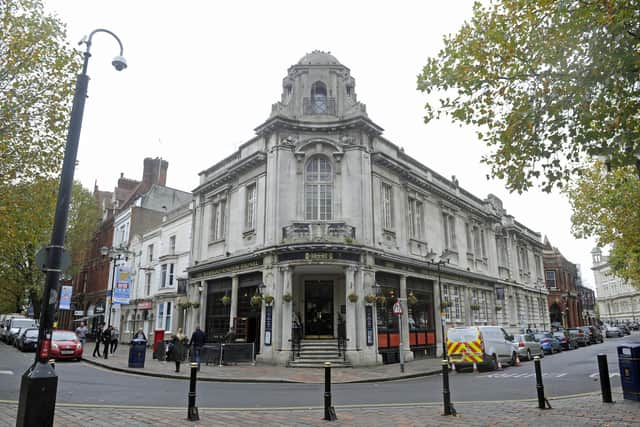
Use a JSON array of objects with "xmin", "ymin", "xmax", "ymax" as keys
[
  {"xmin": 189, "ymin": 325, "xmax": 206, "ymax": 370},
  {"xmin": 75, "ymin": 322, "xmax": 88, "ymax": 346},
  {"xmin": 102, "ymin": 325, "xmax": 112, "ymax": 359},
  {"xmin": 168, "ymin": 328, "xmax": 187, "ymax": 373},
  {"xmin": 92, "ymin": 323, "xmax": 104, "ymax": 357},
  {"xmin": 110, "ymin": 326, "xmax": 119, "ymax": 354}
]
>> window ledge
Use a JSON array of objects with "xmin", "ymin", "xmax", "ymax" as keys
[
  {"xmin": 208, "ymin": 238, "xmax": 225, "ymax": 246},
  {"xmin": 242, "ymin": 229, "xmax": 256, "ymax": 239}
]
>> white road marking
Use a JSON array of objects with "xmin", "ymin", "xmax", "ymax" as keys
[
  {"xmin": 589, "ymin": 372, "xmax": 620, "ymax": 378},
  {"xmin": 483, "ymin": 372, "xmax": 567, "ymax": 379},
  {"xmin": 0, "ymin": 370, "xmax": 14, "ymax": 375}
]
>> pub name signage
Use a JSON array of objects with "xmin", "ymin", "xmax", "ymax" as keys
[{"xmin": 191, "ymin": 258, "xmax": 263, "ymax": 279}]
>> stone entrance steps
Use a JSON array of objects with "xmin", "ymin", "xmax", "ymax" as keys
[{"xmin": 288, "ymin": 339, "xmax": 352, "ymax": 368}]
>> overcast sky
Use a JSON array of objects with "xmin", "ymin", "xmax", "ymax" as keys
[{"xmin": 43, "ymin": 0, "xmax": 597, "ymax": 289}]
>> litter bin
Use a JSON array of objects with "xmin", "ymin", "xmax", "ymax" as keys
[
  {"xmin": 618, "ymin": 344, "xmax": 640, "ymax": 401},
  {"xmin": 128, "ymin": 338, "xmax": 147, "ymax": 368}
]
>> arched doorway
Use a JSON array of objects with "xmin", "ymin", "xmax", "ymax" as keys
[{"xmin": 549, "ymin": 303, "xmax": 562, "ymax": 326}]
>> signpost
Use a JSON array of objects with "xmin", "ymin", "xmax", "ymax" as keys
[{"xmin": 393, "ymin": 299, "xmax": 404, "ymax": 373}]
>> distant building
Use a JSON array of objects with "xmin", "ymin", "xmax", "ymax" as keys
[
  {"xmin": 543, "ymin": 238, "xmax": 583, "ymax": 329},
  {"xmin": 592, "ymin": 248, "xmax": 640, "ymax": 324},
  {"xmin": 576, "ymin": 266, "xmax": 596, "ymax": 326},
  {"xmin": 187, "ymin": 51, "xmax": 549, "ymax": 367}
]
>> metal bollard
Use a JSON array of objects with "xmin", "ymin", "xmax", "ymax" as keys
[
  {"xmin": 534, "ymin": 356, "xmax": 551, "ymax": 409},
  {"xmin": 323, "ymin": 362, "xmax": 337, "ymax": 421},
  {"xmin": 597, "ymin": 354, "xmax": 613, "ymax": 403},
  {"xmin": 187, "ymin": 362, "xmax": 199, "ymax": 421},
  {"xmin": 441, "ymin": 359, "xmax": 456, "ymax": 416}
]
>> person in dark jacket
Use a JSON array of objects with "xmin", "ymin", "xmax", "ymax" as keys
[
  {"xmin": 189, "ymin": 326, "xmax": 206, "ymax": 370},
  {"xmin": 168, "ymin": 328, "xmax": 187, "ymax": 372},
  {"xmin": 92, "ymin": 323, "xmax": 104, "ymax": 357},
  {"xmin": 102, "ymin": 325, "xmax": 112, "ymax": 359}
]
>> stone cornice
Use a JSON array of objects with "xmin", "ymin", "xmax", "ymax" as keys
[
  {"xmin": 254, "ymin": 115, "xmax": 384, "ymax": 137},
  {"xmin": 193, "ymin": 151, "xmax": 267, "ymax": 194}
]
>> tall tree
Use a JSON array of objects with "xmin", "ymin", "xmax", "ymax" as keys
[
  {"xmin": 0, "ymin": 0, "xmax": 79, "ymax": 313},
  {"xmin": 417, "ymin": 0, "xmax": 640, "ymax": 193},
  {"xmin": 567, "ymin": 164, "xmax": 640, "ymax": 287}
]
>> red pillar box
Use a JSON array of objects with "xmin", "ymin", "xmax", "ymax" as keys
[{"xmin": 153, "ymin": 329, "xmax": 165, "ymax": 357}]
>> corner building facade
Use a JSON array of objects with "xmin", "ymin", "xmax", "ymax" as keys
[{"xmin": 188, "ymin": 52, "xmax": 549, "ymax": 366}]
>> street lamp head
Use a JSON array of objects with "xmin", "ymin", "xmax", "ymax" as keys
[
  {"xmin": 111, "ymin": 55, "xmax": 127, "ymax": 71},
  {"xmin": 100, "ymin": 246, "xmax": 109, "ymax": 257}
]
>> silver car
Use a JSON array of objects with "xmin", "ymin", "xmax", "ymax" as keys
[{"xmin": 512, "ymin": 333, "xmax": 544, "ymax": 361}]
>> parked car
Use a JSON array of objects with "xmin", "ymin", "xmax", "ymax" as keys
[
  {"xmin": 568, "ymin": 329, "xmax": 589, "ymax": 347},
  {"xmin": 629, "ymin": 322, "xmax": 640, "ymax": 331},
  {"xmin": 6, "ymin": 318, "xmax": 38, "ymax": 345},
  {"xmin": 605, "ymin": 326, "xmax": 624, "ymax": 338},
  {"xmin": 50, "ymin": 330, "xmax": 83, "ymax": 360},
  {"xmin": 579, "ymin": 326, "xmax": 604, "ymax": 344},
  {"xmin": 619, "ymin": 324, "xmax": 631, "ymax": 335},
  {"xmin": 512, "ymin": 333, "xmax": 544, "ymax": 361},
  {"xmin": 16, "ymin": 328, "xmax": 39, "ymax": 352},
  {"xmin": 553, "ymin": 330, "xmax": 578, "ymax": 350},
  {"xmin": 447, "ymin": 326, "xmax": 518, "ymax": 371},
  {"xmin": 0, "ymin": 314, "xmax": 25, "ymax": 343},
  {"xmin": 533, "ymin": 332, "xmax": 562, "ymax": 354}
]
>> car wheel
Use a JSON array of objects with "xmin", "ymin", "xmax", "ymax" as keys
[
  {"xmin": 527, "ymin": 349, "xmax": 532, "ymax": 361},
  {"xmin": 491, "ymin": 354, "xmax": 499, "ymax": 371}
]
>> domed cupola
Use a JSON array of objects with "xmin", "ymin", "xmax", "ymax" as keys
[{"xmin": 269, "ymin": 50, "xmax": 368, "ymax": 122}]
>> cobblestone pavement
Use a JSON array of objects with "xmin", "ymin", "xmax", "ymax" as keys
[
  {"xmin": 2, "ymin": 391, "xmax": 638, "ymax": 426},
  {"xmin": 82, "ymin": 344, "xmax": 442, "ymax": 383}
]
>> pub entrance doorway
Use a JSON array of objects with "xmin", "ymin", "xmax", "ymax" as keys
[{"xmin": 304, "ymin": 280, "xmax": 333, "ymax": 338}]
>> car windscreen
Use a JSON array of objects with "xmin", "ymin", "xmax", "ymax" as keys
[
  {"xmin": 11, "ymin": 319, "xmax": 36, "ymax": 328},
  {"xmin": 25, "ymin": 330, "xmax": 38, "ymax": 338},
  {"xmin": 447, "ymin": 329, "xmax": 477, "ymax": 342},
  {"xmin": 52, "ymin": 331, "xmax": 77, "ymax": 341},
  {"xmin": 534, "ymin": 333, "xmax": 551, "ymax": 340}
]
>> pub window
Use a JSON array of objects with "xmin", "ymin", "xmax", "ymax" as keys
[
  {"xmin": 546, "ymin": 270, "xmax": 557, "ymax": 288},
  {"xmin": 442, "ymin": 212, "xmax": 457, "ymax": 251},
  {"xmin": 408, "ymin": 197, "xmax": 423, "ymax": 239},
  {"xmin": 382, "ymin": 183, "xmax": 393, "ymax": 230},
  {"xmin": 210, "ymin": 199, "xmax": 226, "ymax": 241},
  {"xmin": 305, "ymin": 157, "xmax": 333, "ymax": 220},
  {"xmin": 245, "ymin": 183, "xmax": 257, "ymax": 230}
]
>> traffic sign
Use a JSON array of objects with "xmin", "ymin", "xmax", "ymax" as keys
[{"xmin": 393, "ymin": 301, "xmax": 403, "ymax": 315}]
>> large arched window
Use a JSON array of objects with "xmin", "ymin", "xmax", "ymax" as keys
[
  {"xmin": 305, "ymin": 156, "xmax": 333, "ymax": 220},
  {"xmin": 310, "ymin": 81, "xmax": 327, "ymax": 114}
]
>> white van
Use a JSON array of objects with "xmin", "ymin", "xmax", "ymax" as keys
[
  {"xmin": 6, "ymin": 318, "xmax": 38, "ymax": 345},
  {"xmin": 0, "ymin": 314, "xmax": 25, "ymax": 342},
  {"xmin": 447, "ymin": 325, "xmax": 518, "ymax": 371}
]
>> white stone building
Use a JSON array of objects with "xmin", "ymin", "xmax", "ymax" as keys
[
  {"xmin": 187, "ymin": 51, "xmax": 549, "ymax": 367},
  {"xmin": 592, "ymin": 248, "xmax": 640, "ymax": 324}
]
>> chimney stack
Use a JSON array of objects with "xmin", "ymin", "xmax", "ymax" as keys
[{"xmin": 142, "ymin": 157, "xmax": 168, "ymax": 188}]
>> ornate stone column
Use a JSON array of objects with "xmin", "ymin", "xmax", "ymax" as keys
[
  {"xmin": 229, "ymin": 274, "xmax": 239, "ymax": 332},
  {"xmin": 345, "ymin": 266, "xmax": 358, "ymax": 351},
  {"xmin": 280, "ymin": 267, "xmax": 293, "ymax": 353},
  {"xmin": 399, "ymin": 275, "xmax": 414, "ymax": 361}
]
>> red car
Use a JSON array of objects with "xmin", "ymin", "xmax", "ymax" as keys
[{"xmin": 50, "ymin": 330, "xmax": 83, "ymax": 360}]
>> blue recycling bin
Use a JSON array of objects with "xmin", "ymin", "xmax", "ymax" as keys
[
  {"xmin": 618, "ymin": 344, "xmax": 640, "ymax": 401},
  {"xmin": 128, "ymin": 338, "xmax": 147, "ymax": 368}
]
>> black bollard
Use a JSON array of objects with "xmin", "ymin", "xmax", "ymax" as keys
[
  {"xmin": 534, "ymin": 356, "xmax": 551, "ymax": 409},
  {"xmin": 324, "ymin": 362, "xmax": 337, "ymax": 421},
  {"xmin": 187, "ymin": 362, "xmax": 199, "ymax": 421},
  {"xmin": 597, "ymin": 354, "xmax": 613, "ymax": 403},
  {"xmin": 441, "ymin": 359, "xmax": 456, "ymax": 416}
]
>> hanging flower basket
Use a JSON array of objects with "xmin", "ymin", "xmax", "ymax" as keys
[
  {"xmin": 441, "ymin": 300, "xmax": 452, "ymax": 309},
  {"xmin": 178, "ymin": 301, "xmax": 192, "ymax": 309},
  {"xmin": 376, "ymin": 295, "xmax": 387, "ymax": 305},
  {"xmin": 470, "ymin": 304, "xmax": 481, "ymax": 311},
  {"xmin": 191, "ymin": 302, "xmax": 200, "ymax": 309},
  {"xmin": 495, "ymin": 305, "xmax": 503, "ymax": 312},
  {"xmin": 221, "ymin": 295, "xmax": 231, "ymax": 306},
  {"xmin": 283, "ymin": 292, "xmax": 292, "ymax": 303},
  {"xmin": 407, "ymin": 294, "xmax": 418, "ymax": 306},
  {"xmin": 264, "ymin": 294, "xmax": 274, "ymax": 305},
  {"xmin": 365, "ymin": 294, "xmax": 377, "ymax": 304},
  {"xmin": 348, "ymin": 293, "xmax": 359, "ymax": 303},
  {"xmin": 250, "ymin": 294, "xmax": 263, "ymax": 307}
]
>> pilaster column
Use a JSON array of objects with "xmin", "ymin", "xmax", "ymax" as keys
[
  {"xmin": 199, "ymin": 280, "xmax": 207, "ymax": 331},
  {"xmin": 280, "ymin": 267, "xmax": 293, "ymax": 351},
  {"xmin": 229, "ymin": 275, "xmax": 239, "ymax": 331},
  {"xmin": 345, "ymin": 266, "xmax": 357, "ymax": 350},
  {"xmin": 399, "ymin": 275, "xmax": 413, "ymax": 360}
]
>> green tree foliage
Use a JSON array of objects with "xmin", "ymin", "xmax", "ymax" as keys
[
  {"xmin": 417, "ymin": 0, "xmax": 640, "ymax": 193},
  {"xmin": 0, "ymin": 0, "xmax": 79, "ymax": 186},
  {"xmin": 567, "ymin": 164, "xmax": 640, "ymax": 287},
  {"xmin": 0, "ymin": 0, "xmax": 81, "ymax": 314}
]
